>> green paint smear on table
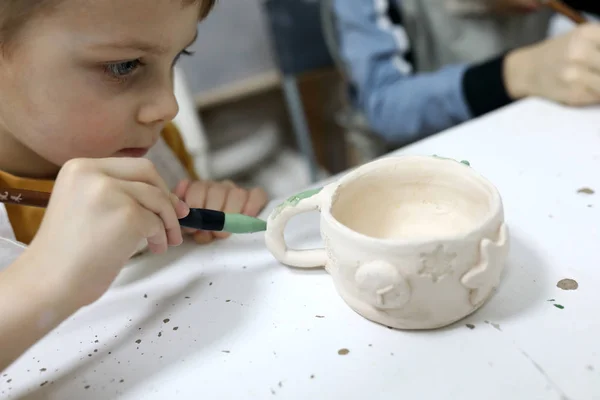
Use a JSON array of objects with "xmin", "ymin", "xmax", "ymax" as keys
[{"xmin": 553, "ymin": 304, "xmax": 565, "ymax": 309}]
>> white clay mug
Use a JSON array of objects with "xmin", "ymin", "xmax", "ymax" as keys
[{"xmin": 265, "ymin": 155, "xmax": 509, "ymax": 330}]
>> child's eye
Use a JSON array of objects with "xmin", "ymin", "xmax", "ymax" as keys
[{"xmin": 104, "ymin": 59, "xmax": 141, "ymax": 80}]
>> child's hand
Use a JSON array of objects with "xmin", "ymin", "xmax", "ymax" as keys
[
  {"xmin": 26, "ymin": 158, "xmax": 190, "ymax": 307},
  {"xmin": 174, "ymin": 179, "xmax": 268, "ymax": 244}
]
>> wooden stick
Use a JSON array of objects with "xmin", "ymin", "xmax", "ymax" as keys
[
  {"xmin": 0, "ymin": 188, "xmax": 51, "ymax": 208},
  {"xmin": 541, "ymin": 0, "xmax": 587, "ymax": 25}
]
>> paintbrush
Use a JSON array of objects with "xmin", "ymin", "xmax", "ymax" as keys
[
  {"xmin": 539, "ymin": 0, "xmax": 587, "ymax": 24},
  {"xmin": 0, "ymin": 187, "xmax": 267, "ymax": 234}
]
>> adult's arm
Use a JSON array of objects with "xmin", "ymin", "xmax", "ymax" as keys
[{"xmin": 333, "ymin": 0, "xmax": 513, "ymax": 142}]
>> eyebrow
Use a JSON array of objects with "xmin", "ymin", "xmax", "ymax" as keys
[{"xmin": 92, "ymin": 30, "xmax": 198, "ymax": 54}]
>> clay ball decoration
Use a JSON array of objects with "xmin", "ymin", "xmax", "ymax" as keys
[{"xmin": 354, "ymin": 260, "xmax": 411, "ymax": 310}]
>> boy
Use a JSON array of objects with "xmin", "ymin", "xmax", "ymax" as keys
[{"xmin": 0, "ymin": 0, "xmax": 268, "ymax": 370}]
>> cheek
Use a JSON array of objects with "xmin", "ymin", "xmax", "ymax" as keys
[
  {"xmin": 33, "ymin": 96, "xmax": 128, "ymax": 160},
  {"xmin": 10, "ymin": 73, "xmax": 133, "ymax": 163},
  {"xmin": 60, "ymin": 104, "xmax": 127, "ymax": 153}
]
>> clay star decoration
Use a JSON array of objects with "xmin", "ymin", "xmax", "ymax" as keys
[
  {"xmin": 461, "ymin": 223, "xmax": 509, "ymax": 306},
  {"xmin": 418, "ymin": 245, "xmax": 457, "ymax": 282}
]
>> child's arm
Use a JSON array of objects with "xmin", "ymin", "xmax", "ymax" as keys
[
  {"xmin": 0, "ymin": 252, "xmax": 78, "ymax": 370},
  {"xmin": 0, "ymin": 157, "xmax": 189, "ymax": 371}
]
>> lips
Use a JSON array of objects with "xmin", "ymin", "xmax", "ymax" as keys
[{"xmin": 116, "ymin": 130, "xmax": 160, "ymax": 158}]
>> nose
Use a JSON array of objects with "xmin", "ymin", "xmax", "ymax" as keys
[{"xmin": 137, "ymin": 78, "xmax": 180, "ymax": 125}]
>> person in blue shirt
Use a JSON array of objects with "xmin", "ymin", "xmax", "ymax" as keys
[{"xmin": 333, "ymin": 0, "xmax": 600, "ymax": 143}]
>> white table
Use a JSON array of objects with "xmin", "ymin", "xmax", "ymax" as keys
[{"xmin": 1, "ymin": 98, "xmax": 599, "ymax": 400}]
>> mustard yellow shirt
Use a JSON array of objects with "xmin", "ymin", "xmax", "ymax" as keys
[{"xmin": 0, "ymin": 123, "xmax": 197, "ymax": 244}]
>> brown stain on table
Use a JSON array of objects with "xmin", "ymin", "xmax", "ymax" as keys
[
  {"xmin": 557, "ymin": 278, "xmax": 578, "ymax": 290},
  {"xmin": 338, "ymin": 348, "xmax": 350, "ymax": 355},
  {"xmin": 578, "ymin": 187, "xmax": 595, "ymax": 195}
]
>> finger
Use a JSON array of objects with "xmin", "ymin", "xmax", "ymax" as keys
[
  {"xmin": 581, "ymin": 49, "xmax": 600, "ymax": 75},
  {"xmin": 205, "ymin": 182, "xmax": 229, "ymax": 211},
  {"xmin": 581, "ymin": 67, "xmax": 600, "ymax": 98},
  {"xmin": 224, "ymin": 187, "xmax": 249, "ymax": 213},
  {"xmin": 568, "ymin": 37, "xmax": 600, "ymax": 75},
  {"xmin": 138, "ymin": 208, "xmax": 168, "ymax": 254},
  {"xmin": 122, "ymin": 181, "xmax": 183, "ymax": 246},
  {"xmin": 561, "ymin": 67, "xmax": 600, "ymax": 106},
  {"xmin": 193, "ymin": 230, "xmax": 214, "ymax": 245},
  {"xmin": 184, "ymin": 181, "xmax": 208, "ymax": 209},
  {"xmin": 97, "ymin": 158, "xmax": 189, "ymax": 219},
  {"xmin": 213, "ymin": 188, "xmax": 249, "ymax": 239},
  {"xmin": 203, "ymin": 184, "xmax": 230, "ymax": 240},
  {"xmin": 173, "ymin": 194, "xmax": 190, "ymax": 220},
  {"xmin": 95, "ymin": 158, "xmax": 171, "ymax": 195},
  {"xmin": 220, "ymin": 180, "xmax": 237, "ymax": 189},
  {"xmin": 174, "ymin": 179, "xmax": 192, "ymax": 200},
  {"xmin": 181, "ymin": 181, "xmax": 210, "ymax": 239},
  {"xmin": 576, "ymin": 23, "xmax": 600, "ymax": 46},
  {"xmin": 242, "ymin": 188, "xmax": 269, "ymax": 217}
]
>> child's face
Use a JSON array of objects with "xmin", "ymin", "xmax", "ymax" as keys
[{"xmin": 0, "ymin": 0, "xmax": 200, "ymax": 168}]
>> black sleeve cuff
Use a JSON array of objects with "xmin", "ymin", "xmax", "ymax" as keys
[
  {"xmin": 462, "ymin": 54, "xmax": 513, "ymax": 117},
  {"xmin": 562, "ymin": 1, "xmax": 600, "ymax": 16}
]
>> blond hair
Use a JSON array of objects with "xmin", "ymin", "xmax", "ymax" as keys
[{"xmin": 0, "ymin": 0, "xmax": 216, "ymax": 51}]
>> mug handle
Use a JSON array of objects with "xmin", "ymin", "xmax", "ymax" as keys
[{"xmin": 265, "ymin": 187, "xmax": 328, "ymax": 268}]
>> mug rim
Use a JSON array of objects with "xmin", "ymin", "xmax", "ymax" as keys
[{"xmin": 321, "ymin": 155, "xmax": 504, "ymax": 246}]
